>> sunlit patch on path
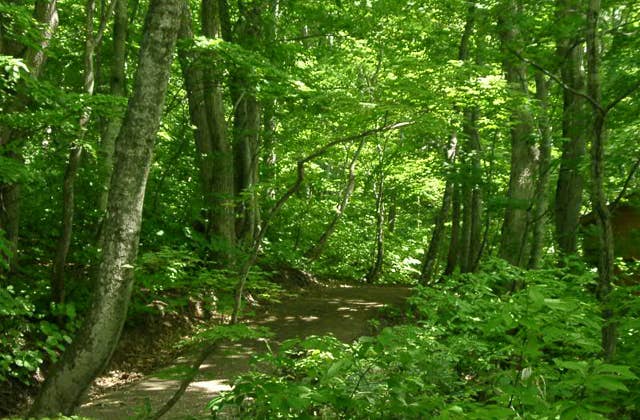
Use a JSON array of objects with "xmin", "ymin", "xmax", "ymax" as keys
[{"xmin": 78, "ymin": 285, "xmax": 410, "ymax": 419}]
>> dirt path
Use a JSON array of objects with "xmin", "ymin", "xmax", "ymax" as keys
[{"xmin": 77, "ymin": 285, "xmax": 411, "ymax": 419}]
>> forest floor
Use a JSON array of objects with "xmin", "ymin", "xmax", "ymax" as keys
[{"xmin": 76, "ymin": 284, "xmax": 411, "ymax": 419}]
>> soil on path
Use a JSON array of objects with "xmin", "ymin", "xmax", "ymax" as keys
[{"xmin": 77, "ymin": 284, "xmax": 411, "ymax": 419}]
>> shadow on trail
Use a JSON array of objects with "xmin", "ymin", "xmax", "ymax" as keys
[{"xmin": 77, "ymin": 285, "xmax": 411, "ymax": 419}]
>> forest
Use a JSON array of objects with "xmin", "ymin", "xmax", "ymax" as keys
[{"xmin": 1, "ymin": 0, "xmax": 640, "ymax": 418}]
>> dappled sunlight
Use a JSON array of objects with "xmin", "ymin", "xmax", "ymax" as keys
[
  {"xmin": 80, "ymin": 285, "xmax": 411, "ymax": 418},
  {"xmin": 190, "ymin": 379, "xmax": 232, "ymax": 393},
  {"xmin": 138, "ymin": 378, "xmax": 181, "ymax": 391}
]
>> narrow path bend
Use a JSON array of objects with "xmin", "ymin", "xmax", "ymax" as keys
[{"xmin": 78, "ymin": 285, "xmax": 411, "ymax": 419}]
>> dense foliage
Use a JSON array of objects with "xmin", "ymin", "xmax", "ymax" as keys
[
  {"xmin": 212, "ymin": 261, "xmax": 640, "ymax": 418},
  {"xmin": 1, "ymin": 0, "xmax": 639, "ymax": 417}
]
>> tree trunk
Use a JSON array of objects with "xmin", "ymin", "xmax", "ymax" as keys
[
  {"xmin": 444, "ymin": 182, "xmax": 461, "ymax": 275},
  {"xmin": 306, "ymin": 139, "xmax": 365, "ymax": 261},
  {"xmin": 459, "ymin": 108, "xmax": 482, "ymax": 273},
  {"xmin": 421, "ymin": 133, "xmax": 458, "ymax": 284},
  {"xmin": 554, "ymin": 0, "xmax": 587, "ymax": 256},
  {"xmin": 0, "ymin": 0, "xmax": 58, "ymax": 272},
  {"xmin": 586, "ymin": 0, "xmax": 615, "ymax": 360},
  {"xmin": 97, "ymin": 0, "xmax": 128, "ymax": 221},
  {"xmin": 366, "ymin": 142, "xmax": 385, "ymax": 283},
  {"xmin": 51, "ymin": 146, "xmax": 81, "ymax": 305},
  {"xmin": 528, "ymin": 72, "xmax": 552, "ymax": 269},
  {"xmin": 179, "ymin": 0, "xmax": 235, "ymax": 260},
  {"xmin": 52, "ymin": 0, "xmax": 105, "ymax": 304},
  {"xmin": 233, "ymin": 91, "xmax": 261, "ymax": 245},
  {"xmin": 29, "ymin": 0, "xmax": 184, "ymax": 415},
  {"xmin": 498, "ymin": 0, "xmax": 538, "ymax": 267},
  {"xmin": 230, "ymin": 3, "xmax": 262, "ymax": 246},
  {"xmin": 467, "ymin": 112, "xmax": 483, "ymax": 272}
]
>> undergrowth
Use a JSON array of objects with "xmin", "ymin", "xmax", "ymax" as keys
[{"xmin": 210, "ymin": 259, "xmax": 640, "ymax": 419}]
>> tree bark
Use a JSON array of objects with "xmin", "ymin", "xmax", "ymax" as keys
[
  {"xmin": 229, "ymin": 2, "xmax": 262, "ymax": 246},
  {"xmin": 97, "ymin": 0, "xmax": 128, "ymax": 220},
  {"xmin": 366, "ymin": 142, "xmax": 386, "ymax": 284},
  {"xmin": 0, "ymin": 0, "xmax": 58, "ymax": 272},
  {"xmin": 586, "ymin": 0, "xmax": 616, "ymax": 360},
  {"xmin": 421, "ymin": 133, "xmax": 457, "ymax": 284},
  {"xmin": 528, "ymin": 72, "xmax": 552, "ymax": 269},
  {"xmin": 498, "ymin": 0, "xmax": 538, "ymax": 268},
  {"xmin": 460, "ymin": 108, "xmax": 482, "ymax": 273},
  {"xmin": 444, "ymin": 182, "xmax": 461, "ymax": 275},
  {"xmin": 29, "ymin": 0, "xmax": 184, "ymax": 415},
  {"xmin": 306, "ymin": 139, "xmax": 365, "ymax": 261},
  {"xmin": 179, "ymin": 0, "xmax": 236, "ymax": 260},
  {"xmin": 554, "ymin": 0, "xmax": 587, "ymax": 256}
]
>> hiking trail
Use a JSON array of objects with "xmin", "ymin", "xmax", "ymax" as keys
[{"xmin": 77, "ymin": 285, "xmax": 411, "ymax": 419}]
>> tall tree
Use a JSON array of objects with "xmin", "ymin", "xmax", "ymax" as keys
[
  {"xmin": 528, "ymin": 72, "xmax": 552, "ymax": 269},
  {"xmin": 178, "ymin": 0, "xmax": 236, "ymax": 260},
  {"xmin": 585, "ymin": 0, "xmax": 616, "ymax": 360},
  {"xmin": 29, "ymin": 0, "xmax": 184, "ymax": 414},
  {"xmin": 554, "ymin": 0, "xmax": 587, "ymax": 256},
  {"xmin": 229, "ymin": 1, "xmax": 263, "ymax": 246},
  {"xmin": 424, "ymin": 3, "xmax": 475, "ymax": 281},
  {"xmin": 498, "ymin": 0, "xmax": 538, "ymax": 268}
]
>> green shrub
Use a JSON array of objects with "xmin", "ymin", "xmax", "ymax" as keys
[
  {"xmin": 0, "ymin": 285, "xmax": 77, "ymax": 385},
  {"xmin": 209, "ymin": 260, "xmax": 639, "ymax": 419}
]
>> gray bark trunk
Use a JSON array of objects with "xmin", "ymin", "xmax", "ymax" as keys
[
  {"xmin": 528, "ymin": 72, "xmax": 552, "ymax": 269},
  {"xmin": 29, "ymin": 0, "xmax": 184, "ymax": 415},
  {"xmin": 554, "ymin": 0, "xmax": 587, "ymax": 256},
  {"xmin": 586, "ymin": 0, "xmax": 616, "ymax": 360},
  {"xmin": 498, "ymin": 0, "xmax": 538, "ymax": 267}
]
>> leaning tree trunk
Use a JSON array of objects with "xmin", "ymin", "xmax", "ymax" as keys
[
  {"xmin": 554, "ymin": 0, "xmax": 587, "ymax": 256},
  {"xmin": 306, "ymin": 139, "xmax": 365, "ymax": 261},
  {"xmin": 498, "ymin": 0, "xmax": 538, "ymax": 268},
  {"xmin": 586, "ymin": 0, "xmax": 616, "ymax": 361},
  {"xmin": 29, "ymin": 0, "xmax": 184, "ymax": 415},
  {"xmin": 528, "ymin": 72, "xmax": 552, "ymax": 269},
  {"xmin": 0, "ymin": 0, "xmax": 58, "ymax": 273}
]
